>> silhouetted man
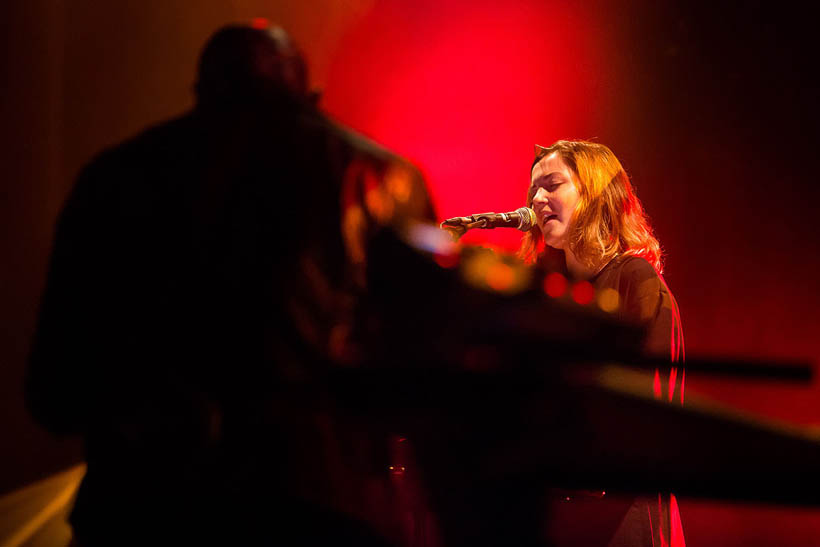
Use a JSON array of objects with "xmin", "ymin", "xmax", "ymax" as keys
[{"xmin": 27, "ymin": 24, "xmax": 435, "ymax": 545}]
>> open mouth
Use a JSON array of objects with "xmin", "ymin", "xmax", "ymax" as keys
[{"xmin": 543, "ymin": 214, "xmax": 558, "ymax": 223}]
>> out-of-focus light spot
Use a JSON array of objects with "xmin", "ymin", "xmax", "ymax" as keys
[
  {"xmin": 571, "ymin": 281, "xmax": 594, "ymax": 305},
  {"xmin": 461, "ymin": 248, "xmax": 530, "ymax": 294},
  {"xmin": 461, "ymin": 250, "xmax": 492, "ymax": 286},
  {"xmin": 385, "ymin": 165, "xmax": 412, "ymax": 204},
  {"xmin": 342, "ymin": 205, "xmax": 366, "ymax": 264},
  {"xmin": 407, "ymin": 222, "xmax": 459, "ymax": 254},
  {"xmin": 434, "ymin": 252, "xmax": 459, "ymax": 269},
  {"xmin": 250, "ymin": 17, "xmax": 269, "ymax": 29},
  {"xmin": 328, "ymin": 323, "xmax": 350, "ymax": 362},
  {"xmin": 543, "ymin": 272, "xmax": 568, "ymax": 298},
  {"xmin": 596, "ymin": 287, "xmax": 619, "ymax": 313},
  {"xmin": 486, "ymin": 262, "xmax": 514, "ymax": 292},
  {"xmin": 398, "ymin": 437, "xmax": 407, "ymax": 443},
  {"xmin": 365, "ymin": 187, "xmax": 394, "ymax": 223},
  {"xmin": 405, "ymin": 223, "xmax": 461, "ymax": 268}
]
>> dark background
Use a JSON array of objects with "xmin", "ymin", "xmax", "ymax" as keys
[{"xmin": 2, "ymin": 1, "xmax": 819, "ymax": 544}]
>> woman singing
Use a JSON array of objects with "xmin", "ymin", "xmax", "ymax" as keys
[{"xmin": 520, "ymin": 140, "xmax": 685, "ymax": 546}]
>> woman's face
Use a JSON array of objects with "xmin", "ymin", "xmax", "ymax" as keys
[{"xmin": 530, "ymin": 152, "xmax": 580, "ymax": 249}]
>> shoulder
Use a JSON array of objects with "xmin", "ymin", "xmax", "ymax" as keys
[
  {"xmin": 607, "ymin": 256, "xmax": 664, "ymax": 323},
  {"xmin": 79, "ymin": 113, "xmax": 195, "ymax": 180},
  {"xmin": 61, "ymin": 114, "xmax": 197, "ymax": 229},
  {"xmin": 323, "ymin": 114, "xmax": 418, "ymax": 170},
  {"xmin": 320, "ymin": 113, "xmax": 435, "ymax": 220},
  {"xmin": 602, "ymin": 257, "xmax": 682, "ymax": 361},
  {"xmin": 616, "ymin": 255, "xmax": 658, "ymax": 281},
  {"xmin": 594, "ymin": 255, "xmax": 659, "ymax": 293},
  {"xmin": 618, "ymin": 256, "xmax": 663, "ymax": 296},
  {"xmin": 609, "ymin": 255, "xmax": 663, "ymax": 296}
]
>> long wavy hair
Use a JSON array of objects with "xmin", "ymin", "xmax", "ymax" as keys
[{"xmin": 518, "ymin": 140, "xmax": 663, "ymax": 273}]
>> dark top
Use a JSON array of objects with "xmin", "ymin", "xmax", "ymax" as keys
[
  {"xmin": 591, "ymin": 254, "xmax": 686, "ymax": 547},
  {"xmin": 591, "ymin": 254, "xmax": 684, "ymax": 366}
]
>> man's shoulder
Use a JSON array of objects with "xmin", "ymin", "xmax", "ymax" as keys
[
  {"xmin": 87, "ymin": 113, "xmax": 195, "ymax": 170},
  {"xmin": 65, "ymin": 113, "xmax": 197, "ymax": 213},
  {"xmin": 322, "ymin": 115, "xmax": 418, "ymax": 171}
]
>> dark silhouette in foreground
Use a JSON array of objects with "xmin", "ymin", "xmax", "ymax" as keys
[{"xmin": 26, "ymin": 24, "xmax": 435, "ymax": 545}]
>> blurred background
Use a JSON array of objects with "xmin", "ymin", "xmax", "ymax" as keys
[{"xmin": 2, "ymin": 0, "xmax": 819, "ymax": 544}]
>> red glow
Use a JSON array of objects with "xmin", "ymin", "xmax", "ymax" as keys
[
  {"xmin": 653, "ymin": 369, "xmax": 662, "ymax": 400},
  {"xmin": 671, "ymin": 494, "xmax": 685, "ymax": 547},
  {"xmin": 543, "ymin": 272, "xmax": 568, "ymax": 298},
  {"xmin": 433, "ymin": 251, "xmax": 459, "ymax": 269},
  {"xmin": 668, "ymin": 366, "xmax": 678, "ymax": 403},
  {"xmin": 323, "ymin": 0, "xmax": 607, "ymax": 252},
  {"xmin": 250, "ymin": 17, "xmax": 270, "ymax": 30},
  {"xmin": 570, "ymin": 281, "xmax": 594, "ymax": 305}
]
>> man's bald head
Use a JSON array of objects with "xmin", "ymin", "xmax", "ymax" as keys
[{"xmin": 195, "ymin": 24, "xmax": 308, "ymax": 108}]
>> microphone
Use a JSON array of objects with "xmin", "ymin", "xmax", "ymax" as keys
[{"xmin": 441, "ymin": 207, "xmax": 536, "ymax": 232}]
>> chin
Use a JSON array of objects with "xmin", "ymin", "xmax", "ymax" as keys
[{"xmin": 540, "ymin": 231, "xmax": 564, "ymax": 250}]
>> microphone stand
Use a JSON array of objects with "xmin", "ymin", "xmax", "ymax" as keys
[{"xmin": 439, "ymin": 216, "xmax": 491, "ymax": 240}]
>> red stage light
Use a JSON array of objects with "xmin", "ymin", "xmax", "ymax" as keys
[
  {"xmin": 544, "ymin": 272, "xmax": 568, "ymax": 298},
  {"xmin": 571, "ymin": 281, "xmax": 594, "ymax": 305},
  {"xmin": 250, "ymin": 17, "xmax": 269, "ymax": 30},
  {"xmin": 433, "ymin": 251, "xmax": 459, "ymax": 269}
]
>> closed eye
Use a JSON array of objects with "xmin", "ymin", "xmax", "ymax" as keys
[
  {"xmin": 533, "ymin": 173, "xmax": 564, "ymax": 191},
  {"xmin": 536, "ymin": 182, "xmax": 560, "ymax": 193}
]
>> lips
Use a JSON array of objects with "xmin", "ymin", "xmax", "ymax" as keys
[{"xmin": 543, "ymin": 213, "xmax": 558, "ymax": 223}]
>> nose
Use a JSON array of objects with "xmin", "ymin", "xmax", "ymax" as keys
[{"xmin": 532, "ymin": 187, "xmax": 549, "ymax": 206}]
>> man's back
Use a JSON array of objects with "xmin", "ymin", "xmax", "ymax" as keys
[{"xmin": 26, "ymin": 30, "xmax": 435, "ymax": 543}]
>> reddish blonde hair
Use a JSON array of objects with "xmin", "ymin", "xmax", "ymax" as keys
[{"xmin": 518, "ymin": 140, "xmax": 663, "ymax": 273}]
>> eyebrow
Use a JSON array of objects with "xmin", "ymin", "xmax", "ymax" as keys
[{"xmin": 531, "ymin": 172, "xmax": 565, "ymax": 184}]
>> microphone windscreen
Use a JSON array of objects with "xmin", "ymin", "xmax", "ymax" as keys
[{"xmin": 516, "ymin": 207, "xmax": 536, "ymax": 231}]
